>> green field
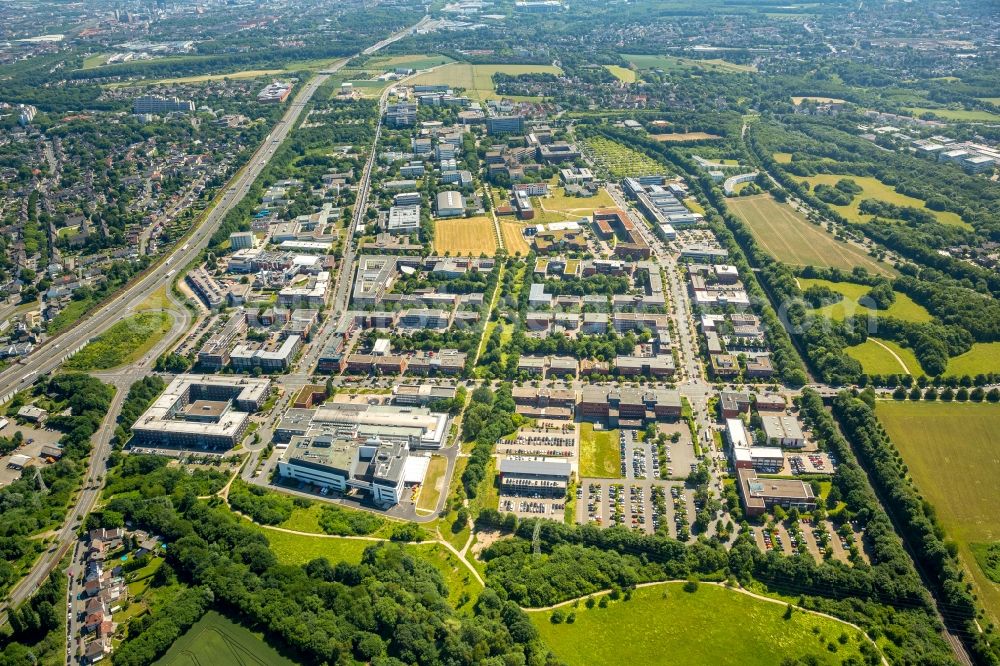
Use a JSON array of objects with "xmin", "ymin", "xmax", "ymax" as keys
[
  {"xmin": 773, "ymin": 152, "xmax": 793, "ymax": 163},
  {"xmin": 259, "ymin": 529, "xmax": 481, "ymax": 606},
  {"xmin": 533, "ymin": 583, "xmax": 868, "ymax": 666},
  {"xmin": 366, "ymin": 53, "xmax": 454, "ymax": 71},
  {"xmin": 622, "ymin": 54, "xmax": 756, "ymax": 74},
  {"xmin": 579, "ymin": 423, "xmax": 621, "ymax": 478},
  {"xmin": 727, "ymin": 195, "xmax": 893, "ymax": 275},
  {"xmin": 417, "ymin": 455, "xmax": 448, "ymax": 512},
  {"xmin": 877, "ymin": 401, "xmax": 1000, "ymax": 622},
  {"xmin": 799, "ymin": 174, "xmax": 969, "ymax": 228},
  {"xmin": 945, "ymin": 342, "xmax": 1000, "ymax": 377},
  {"xmin": 64, "ymin": 311, "xmax": 172, "ymax": 371},
  {"xmin": 845, "ymin": 338, "xmax": 924, "ymax": 376},
  {"xmin": 583, "ymin": 136, "xmax": 666, "ymax": 180},
  {"xmin": 155, "ymin": 610, "xmax": 296, "ymax": 666},
  {"xmin": 905, "ymin": 107, "xmax": 1000, "ymax": 122},
  {"xmin": 605, "ymin": 65, "xmax": 637, "ymax": 83},
  {"xmin": 798, "ymin": 278, "xmax": 931, "ymax": 322},
  {"xmin": 406, "ymin": 63, "xmax": 563, "ymax": 102}
]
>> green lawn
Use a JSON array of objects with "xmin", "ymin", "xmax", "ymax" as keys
[
  {"xmin": 154, "ymin": 610, "xmax": 296, "ymax": 666},
  {"xmin": 905, "ymin": 107, "xmax": 1000, "ymax": 122},
  {"xmin": 798, "ymin": 278, "xmax": 931, "ymax": 322},
  {"xmin": 64, "ymin": 311, "xmax": 173, "ymax": 370},
  {"xmin": 579, "ymin": 423, "xmax": 621, "ymax": 478},
  {"xmin": 406, "ymin": 63, "xmax": 563, "ymax": 102},
  {"xmin": 845, "ymin": 338, "xmax": 924, "ymax": 376},
  {"xmin": 259, "ymin": 529, "xmax": 480, "ymax": 606},
  {"xmin": 946, "ymin": 342, "xmax": 1000, "ymax": 377},
  {"xmin": 533, "ymin": 583, "xmax": 868, "ymax": 665},
  {"xmin": 417, "ymin": 454, "xmax": 448, "ymax": 512},
  {"xmin": 367, "ymin": 53, "xmax": 454, "ymax": 70},
  {"xmin": 798, "ymin": 174, "xmax": 969, "ymax": 228},
  {"xmin": 877, "ymin": 401, "xmax": 1000, "ymax": 623}
]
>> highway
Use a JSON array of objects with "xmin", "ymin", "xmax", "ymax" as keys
[
  {"xmin": 0, "ymin": 17, "xmax": 428, "ymax": 622},
  {"xmin": 0, "ymin": 16, "xmax": 430, "ymax": 407}
]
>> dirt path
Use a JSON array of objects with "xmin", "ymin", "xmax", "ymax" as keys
[
  {"xmin": 520, "ymin": 579, "xmax": 888, "ymax": 666},
  {"xmin": 869, "ymin": 338, "xmax": 910, "ymax": 374}
]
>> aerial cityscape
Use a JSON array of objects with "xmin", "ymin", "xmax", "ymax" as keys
[{"xmin": 0, "ymin": 0, "xmax": 998, "ymax": 664}]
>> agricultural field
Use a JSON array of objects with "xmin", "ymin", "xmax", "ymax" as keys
[
  {"xmin": 579, "ymin": 423, "xmax": 621, "ymax": 478},
  {"xmin": 727, "ymin": 195, "xmax": 893, "ymax": 275},
  {"xmin": 532, "ymin": 583, "xmax": 869, "ymax": 666},
  {"xmin": 64, "ymin": 311, "xmax": 172, "ymax": 371},
  {"xmin": 366, "ymin": 53, "xmax": 454, "ymax": 71},
  {"xmin": 905, "ymin": 107, "xmax": 1000, "ymax": 122},
  {"xmin": 798, "ymin": 174, "xmax": 969, "ymax": 228},
  {"xmin": 117, "ymin": 69, "xmax": 283, "ymax": 87},
  {"xmin": 845, "ymin": 338, "xmax": 924, "ymax": 376},
  {"xmin": 945, "ymin": 342, "xmax": 1000, "ymax": 377},
  {"xmin": 434, "ymin": 216, "xmax": 498, "ymax": 255},
  {"xmin": 651, "ymin": 132, "xmax": 722, "ymax": 142},
  {"xmin": 605, "ymin": 65, "xmax": 637, "ymax": 83},
  {"xmin": 621, "ymin": 54, "xmax": 756, "ymax": 74},
  {"xmin": 583, "ymin": 136, "xmax": 665, "ymax": 180},
  {"xmin": 406, "ymin": 63, "xmax": 563, "ymax": 102},
  {"xmin": 501, "ymin": 221, "xmax": 532, "ymax": 255},
  {"xmin": 155, "ymin": 610, "xmax": 296, "ymax": 666},
  {"xmin": 416, "ymin": 455, "xmax": 448, "ymax": 512},
  {"xmin": 877, "ymin": 401, "xmax": 1000, "ymax": 622},
  {"xmin": 798, "ymin": 278, "xmax": 931, "ymax": 322}
]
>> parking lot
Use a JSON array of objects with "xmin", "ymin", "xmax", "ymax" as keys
[
  {"xmin": 496, "ymin": 423, "xmax": 578, "ymax": 473},
  {"xmin": 499, "ymin": 495, "xmax": 567, "ymax": 521},
  {"xmin": 577, "ymin": 477, "xmax": 694, "ymax": 537},
  {"xmin": 786, "ymin": 451, "xmax": 834, "ymax": 475},
  {"xmin": 0, "ymin": 421, "xmax": 65, "ymax": 487},
  {"xmin": 618, "ymin": 425, "xmax": 698, "ymax": 482}
]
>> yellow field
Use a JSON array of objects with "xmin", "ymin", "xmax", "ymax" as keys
[
  {"xmin": 652, "ymin": 132, "xmax": 722, "ymax": 142},
  {"xmin": 728, "ymin": 194, "xmax": 893, "ymax": 275},
  {"xmin": 605, "ymin": 65, "xmax": 637, "ymax": 83},
  {"xmin": 406, "ymin": 63, "xmax": 563, "ymax": 102},
  {"xmin": 434, "ymin": 216, "xmax": 498, "ymax": 255},
  {"xmin": 500, "ymin": 221, "xmax": 531, "ymax": 255},
  {"xmin": 799, "ymin": 174, "xmax": 969, "ymax": 228},
  {"xmin": 773, "ymin": 152, "xmax": 793, "ymax": 163}
]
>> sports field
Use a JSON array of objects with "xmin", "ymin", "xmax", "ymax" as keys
[
  {"xmin": 579, "ymin": 423, "xmax": 621, "ymax": 478},
  {"xmin": 434, "ymin": 216, "xmax": 498, "ymax": 255},
  {"xmin": 65, "ymin": 311, "xmax": 173, "ymax": 371},
  {"xmin": 406, "ymin": 63, "xmax": 563, "ymax": 102},
  {"xmin": 845, "ymin": 338, "xmax": 923, "ymax": 375},
  {"xmin": 605, "ymin": 65, "xmax": 637, "ymax": 83},
  {"xmin": 877, "ymin": 401, "xmax": 1000, "ymax": 622},
  {"xmin": 155, "ymin": 611, "xmax": 296, "ymax": 666},
  {"xmin": 500, "ymin": 221, "xmax": 531, "ymax": 255},
  {"xmin": 652, "ymin": 132, "xmax": 722, "ymax": 142},
  {"xmin": 728, "ymin": 195, "xmax": 893, "ymax": 275},
  {"xmin": 798, "ymin": 174, "xmax": 969, "ymax": 228},
  {"xmin": 945, "ymin": 342, "xmax": 1000, "ymax": 377},
  {"xmin": 798, "ymin": 278, "xmax": 931, "ymax": 322},
  {"xmin": 622, "ymin": 54, "xmax": 756, "ymax": 74},
  {"xmin": 532, "ymin": 583, "xmax": 868, "ymax": 666}
]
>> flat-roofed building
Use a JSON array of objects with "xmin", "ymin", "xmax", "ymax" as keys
[
  {"xmin": 499, "ymin": 459, "xmax": 571, "ymax": 498},
  {"xmin": 278, "ymin": 435, "xmax": 409, "ymax": 505},
  {"xmin": 761, "ymin": 415, "xmax": 806, "ymax": 448},
  {"xmin": 197, "ymin": 311, "xmax": 247, "ymax": 371},
  {"xmin": 387, "ymin": 205, "xmax": 421, "ymax": 234},
  {"xmin": 720, "ymin": 391, "xmax": 752, "ymax": 419},
  {"xmin": 131, "ymin": 375, "xmax": 270, "ymax": 450},
  {"xmin": 436, "ymin": 191, "xmax": 465, "ymax": 217},
  {"xmin": 392, "ymin": 384, "xmax": 457, "ymax": 407},
  {"xmin": 577, "ymin": 387, "xmax": 680, "ymax": 426},
  {"xmin": 737, "ymin": 468, "xmax": 815, "ymax": 517}
]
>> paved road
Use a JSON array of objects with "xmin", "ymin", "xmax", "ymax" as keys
[{"xmin": 0, "ymin": 16, "xmax": 429, "ymax": 622}]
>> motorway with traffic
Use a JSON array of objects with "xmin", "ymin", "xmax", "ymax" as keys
[{"xmin": 0, "ymin": 16, "xmax": 428, "ymax": 630}]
